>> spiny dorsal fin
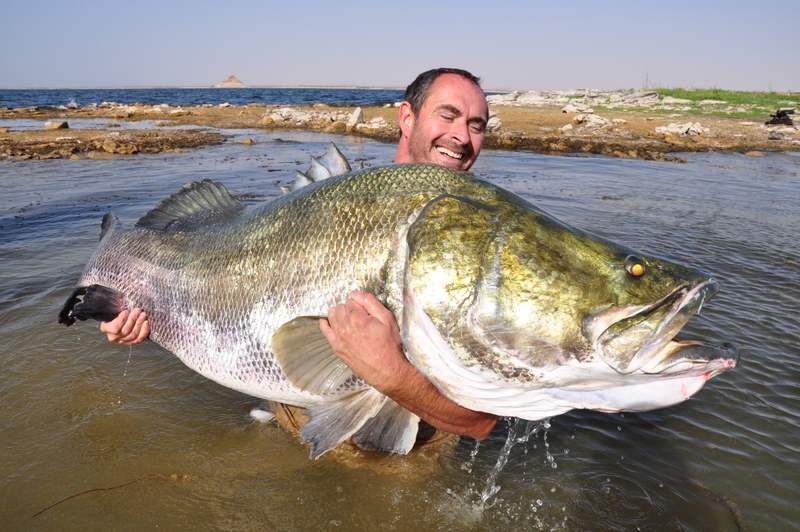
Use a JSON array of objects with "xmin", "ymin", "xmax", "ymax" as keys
[
  {"xmin": 282, "ymin": 142, "xmax": 352, "ymax": 194},
  {"xmin": 272, "ymin": 317, "xmax": 356, "ymax": 394},
  {"xmin": 306, "ymin": 156, "xmax": 330, "ymax": 182},
  {"xmin": 136, "ymin": 178, "xmax": 245, "ymax": 230},
  {"xmin": 317, "ymin": 142, "xmax": 351, "ymax": 176}
]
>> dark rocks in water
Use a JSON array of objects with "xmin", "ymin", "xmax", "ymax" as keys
[{"xmin": 44, "ymin": 120, "xmax": 69, "ymax": 130}]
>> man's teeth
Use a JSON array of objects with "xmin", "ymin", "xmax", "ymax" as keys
[{"xmin": 437, "ymin": 146, "xmax": 463, "ymax": 159}]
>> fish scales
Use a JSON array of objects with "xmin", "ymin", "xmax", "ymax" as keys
[{"xmin": 60, "ymin": 163, "xmax": 738, "ymax": 457}]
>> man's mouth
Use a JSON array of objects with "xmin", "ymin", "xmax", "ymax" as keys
[{"xmin": 436, "ymin": 146, "xmax": 464, "ymax": 160}]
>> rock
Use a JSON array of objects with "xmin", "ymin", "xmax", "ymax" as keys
[
  {"xmin": 219, "ymin": 102, "xmax": 233, "ymax": 108},
  {"xmin": 347, "ymin": 107, "xmax": 364, "ymax": 132},
  {"xmin": 0, "ymin": 127, "xmax": 9, "ymax": 133},
  {"xmin": 612, "ymin": 118, "xmax": 628, "ymax": 125},
  {"xmin": 170, "ymin": 109, "xmax": 190, "ymax": 116},
  {"xmin": 239, "ymin": 138, "xmax": 255, "ymax": 145},
  {"xmin": 517, "ymin": 91, "xmax": 569, "ymax": 105},
  {"xmin": 573, "ymin": 114, "xmax": 611, "ymax": 130},
  {"xmin": 313, "ymin": 103, "xmax": 330, "ymax": 109},
  {"xmin": 768, "ymin": 130, "xmax": 789, "ymax": 140},
  {"xmin": 215, "ymin": 75, "xmax": 246, "ymax": 88},
  {"xmin": 661, "ymin": 96, "xmax": 693, "ymax": 104},
  {"xmin": 745, "ymin": 152, "xmax": 764, "ymax": 157},
  {"xmin": 655, "ymin": 122, "xmax": 709, "ymax": 136},
  {"xmin": 558, "ymin": 123, "xmax": 574, "ymax": 134},
  {"xmin": 45, "ymin": 120, "xmax": 69, "ymax": 130},
  {"xmin": 486, "ymin": 116, "xmax": 502, "ymax": 132},
  {"xmin": 562, "ymin": 102, "xmax": 594, "ymax": 114},
  {"xmin": 622, "ymin": 91, "xmax": 659, "ymax": 102},
  {"xmin": 486, "ymin": 91, "xmax": 519, "ymax": 105},
  {"xmin": 86, "ymin": 150, "xmax": 116, "ymax": 159}
]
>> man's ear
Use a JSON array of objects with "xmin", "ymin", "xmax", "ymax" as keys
[{"xmin": 397, "ymin": 101, "xmax": 415, "ymax": 137}]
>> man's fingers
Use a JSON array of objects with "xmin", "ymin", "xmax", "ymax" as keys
[
  {"xmin": 100, "ymin": 310, "xmax": 129, "ymax": 336},
  {"xmin": 350, "ymin": 291, "xmax": 395, "ymax": 328},
  {"xmin": 101, "ymin": 308, "xmax": 149, "ymax": 345}
]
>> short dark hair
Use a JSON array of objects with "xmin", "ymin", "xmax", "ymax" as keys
[{"xmin": 403, "ymin": 68, "xmax": 482, "ymax": 115}]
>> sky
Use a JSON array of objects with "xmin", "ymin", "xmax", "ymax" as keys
[{"xmin": 2, "ymin": 0, "xmax": 798, "ymax": 92}]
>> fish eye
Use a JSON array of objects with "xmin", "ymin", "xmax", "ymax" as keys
[{"xmin": 625, "ymin": 255, "xmax": 647, "ymax": 277}]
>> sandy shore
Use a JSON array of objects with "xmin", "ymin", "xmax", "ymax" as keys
[{"xmin": 1, "ymin": 101, "xmax": 797, "ymax": 161}]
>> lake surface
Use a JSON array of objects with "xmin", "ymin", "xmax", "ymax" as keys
[
  {"xmin": 1, "ymin": 129, "xmax": 798, "ymax": 531},
  {"xmin": 0, "ymin": 87, "xmax": 407, "ymax": 109}
]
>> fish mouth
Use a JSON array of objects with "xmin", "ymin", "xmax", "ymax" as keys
[{"xmin": 586, "ymin": 279, "xmax": 739, "ymax": 374}]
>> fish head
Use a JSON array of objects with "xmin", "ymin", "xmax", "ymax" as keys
[{"xmin": 404, "ymin": 190, "xmax": 737, "ymax": 417}]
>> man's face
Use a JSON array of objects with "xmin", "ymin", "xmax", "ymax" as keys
[{"xmin": 402, "ymin": 74, "xmax": 488, "ymax": 171}]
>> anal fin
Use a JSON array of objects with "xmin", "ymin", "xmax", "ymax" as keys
[
  {"xmin": 301, "ymin": 388, "xmax": 386, "ymax": 458},
  {"xmin": 352, "ymin": 399, "xmax": 419, "ymax": 455}
]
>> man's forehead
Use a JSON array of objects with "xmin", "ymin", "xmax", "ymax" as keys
[{"xmin": 425, "ymin": 75, "xmax": 488, "ymax": 118}]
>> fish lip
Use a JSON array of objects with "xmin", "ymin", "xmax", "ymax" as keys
[
  {"xmin": 654, "ymin": 340, "xmax": 739, "ymax": 375},
  {"xmin": 591, "ymin": 279, "xmax": 727, "ymax": 374}
]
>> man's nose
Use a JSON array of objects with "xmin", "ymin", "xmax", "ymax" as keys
[{"xmin": 450, "ymin": 119, "xmax": 470, "ymax": 144}]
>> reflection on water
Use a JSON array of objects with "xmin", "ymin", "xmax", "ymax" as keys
[{"xmin": 1, "ymin": 130, "xmax": 798, "ymax": 531}]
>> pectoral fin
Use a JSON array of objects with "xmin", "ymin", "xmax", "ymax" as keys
[{"xmin": 272, "ymin": 317, "xmax": 356, "ymax": 394}]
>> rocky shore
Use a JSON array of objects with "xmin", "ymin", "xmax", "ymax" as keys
[{"xmin": 1, "ymin": 89, "xmax": 797, "ymax": 161}]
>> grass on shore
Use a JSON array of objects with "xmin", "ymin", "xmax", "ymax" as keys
[{"xmin": 655, "ymin": 88, "xmax": 798, "ymax": 115}]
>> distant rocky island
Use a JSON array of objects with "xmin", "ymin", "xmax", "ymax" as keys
[{"xmin": 214, "ymin": 75, "xmax": 245, "ymax": 88}]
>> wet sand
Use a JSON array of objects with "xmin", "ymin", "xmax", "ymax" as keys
[{"xmin": 1, "ymin": 101, "xmax": 797, "ymax": 161}]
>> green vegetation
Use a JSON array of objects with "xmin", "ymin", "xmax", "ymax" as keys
[{"xmin": 656, "ymin": 88, "xmax": 799, "ymax": 109}]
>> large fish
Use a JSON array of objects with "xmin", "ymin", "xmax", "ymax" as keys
[{"xmin": 59, "ymin": 162, "xmax": 738, "ymax": 457}]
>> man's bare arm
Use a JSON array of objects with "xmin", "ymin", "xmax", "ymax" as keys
[
  {"xmin": 320, "ymin": 291, "xmax": 498, "ymax": 440},
  {"xmin": 100, "ymin": 308, "xmax": 150, "ymax": 345}
]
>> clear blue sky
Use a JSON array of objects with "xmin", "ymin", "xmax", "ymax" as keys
[{"xmin": 2, "ymin": 0, "xmax": 798, "ymax": 92}]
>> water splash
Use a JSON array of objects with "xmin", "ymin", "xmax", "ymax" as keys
[
  {"xmin": 441, "ymin": 418, "xmax": 555, "ymax": 528},
  {"xmin": 479, "ymin": 418, "xmax": 553, "ymax": 504},
  {"xmin": 117, "ymin": 346, "xmax": 133, "ymax": 405}
]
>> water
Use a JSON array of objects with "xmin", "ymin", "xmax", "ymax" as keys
[
  {"xmin": 0, "ymin": 87, "xmax": 407, "ymax": 109},
  {"xmin": 1, "ymin": 128, "xmax": 798, "ymax": 531}
]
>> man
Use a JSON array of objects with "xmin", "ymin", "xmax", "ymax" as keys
[{"xmin": 102, "ymin": 68, "xmax": 500, "ymax": 441}]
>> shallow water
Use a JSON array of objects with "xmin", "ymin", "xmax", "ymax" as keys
[{"xmin": 1, "ymin": 130, "xmax": 798, "ymax": 531}]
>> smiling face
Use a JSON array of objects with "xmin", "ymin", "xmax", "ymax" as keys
[{"xmin": 395, "ymin": 73, "xmax": 488, "ymax": 171}]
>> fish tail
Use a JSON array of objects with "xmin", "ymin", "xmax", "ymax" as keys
[{"xmin": 58, "ymin": 285, "xmax": 126, "ymax": 327}]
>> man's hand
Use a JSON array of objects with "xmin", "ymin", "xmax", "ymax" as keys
[
  {"xmin": 320, "ymin": 291, "xmax": 406, "ymax": 392},
  {"xmin": 100, "ymin": 308, "xmax": 150, "ymax": 346},
  {"xmin": 320, "ymin": 291, "xmax": 498, "ymax": 440}
]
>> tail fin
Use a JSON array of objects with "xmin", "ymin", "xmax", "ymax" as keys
[{"xmin": 58, "ymin": 285, "xmax": 125, "ymax": 326}]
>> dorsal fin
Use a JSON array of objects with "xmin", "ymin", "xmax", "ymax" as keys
[
  {"xmin": 99, "ymin": 212, "xmax": 122, "ymax": 241},
  {"xmin": 306, "ymin": 156, "xmax": 330, "ymax": 182},
  {"xmin": 317, "ymin": 142, "xmax": 351, "ymax": 176},
  {"xmin": 136, "ymin": 178, "xmax": 245, "ymax": 230}
]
